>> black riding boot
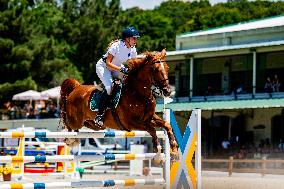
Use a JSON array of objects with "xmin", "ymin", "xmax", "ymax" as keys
[{"xmin": 94, "ymin": 90, "xmax": 109, "ymax": 128}]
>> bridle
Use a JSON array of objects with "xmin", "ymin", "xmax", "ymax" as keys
[
  {"xmin": 150, "ymin": 60, "xmax": 170, "ymax": 96},
  {"xmin": 123, "ymin": 58, "xmax": 170, "ymax": 98}
]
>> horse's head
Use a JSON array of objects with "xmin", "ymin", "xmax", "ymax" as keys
[
  {"xmin": 149, "ymin": 49, "xmax": 171, "ymax": 97},
  {"xmin": 127, "ymin": 49, "xmax": 171, "ymax": 97}
]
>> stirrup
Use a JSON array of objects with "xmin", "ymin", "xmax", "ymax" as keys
[{"xmin": 94, "ymin": 114, "xmax": 104, "ymax": 128}]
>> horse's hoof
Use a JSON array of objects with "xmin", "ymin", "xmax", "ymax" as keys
[
  {"xmin": 64, "ymin": 138, "xmax": 80, "ymax": 147},
  {"xmin": 153, "ymin": 158, "xmax": 163, "ymax": 166},
  {"xmin": 64, "ymin": 138, "xmax": 74, "ymax": 146},
  {"xmin": 170, "ymin": 151, "xmax": 179, "ymax": 161},
  {"xmin": 153, "ymin": 154, "xmax": 165, "ymax": 166},
  {"xmin": 83, "ymin": 119, "xmax": 107, "ymax": 131},
  {"xmin": 73, "ymin": 138, "xmax": 80, "ymax": 146}
]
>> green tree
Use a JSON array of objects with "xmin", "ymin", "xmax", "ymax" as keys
[{"xmin": 1, "ymin": 0, "xmax": 284, "ymax": 106}]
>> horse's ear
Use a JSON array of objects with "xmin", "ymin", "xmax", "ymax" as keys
[{"xmin": 161, "ymin": 49, "xmax": 166, "ymax": 58}]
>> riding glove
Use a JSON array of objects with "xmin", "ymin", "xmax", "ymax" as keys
[{"xmin": 120, "ymin": 67, "xmax": 129, "ymax": 74}]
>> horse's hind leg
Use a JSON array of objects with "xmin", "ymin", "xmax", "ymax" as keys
[
  {"xmin": 64, "ymin": 129, "xmax": 80, "ymax": 147},
  {"xmin": 72, "ymin": 129, "xmax": 80, "ymax": 146},
  {"xmin": 63, "ymin": 117, "xmax": 80, "ymax": 147},
  {"xmin": 63, "ymin": 127, "xmax": 75, "ymax": 146},
  {"xmin": 84, "ymin": 120, "xmax": 106, "ymax": 131},
  {"xmin": 152, "ymin": 114, "xmax": 179, "ymax": 160}
]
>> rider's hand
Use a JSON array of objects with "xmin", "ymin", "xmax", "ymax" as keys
[{"xmin": 120, "ymin": 67, "xmax": 129, "ymax": 75}]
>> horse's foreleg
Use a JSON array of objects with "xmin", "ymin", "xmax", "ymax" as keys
[
  {"xmin": 152, "ymin": 114, "xmax": 179, "ymax": 159},
  {"xmin": 125, "ymin": 120, "xmax": 164, "ymax": 165},
  {"xmin": 127, "ymin": 119, "xmax": 160, "ymax": 153},
  {"xmin": 145, "ymin": 125, "xmax": 164, "ymax": 165},
  {"xmin": 145, "ymin": 126, "xmax": 160, "ymax": 153}
]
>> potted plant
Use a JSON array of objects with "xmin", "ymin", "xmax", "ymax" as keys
[{"xmin": 0, "ymin": 164, "xmax": 13, "ymax": 181}]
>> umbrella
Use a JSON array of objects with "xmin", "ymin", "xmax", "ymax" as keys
[
  {"xmin": 12, "ymin": 90, "xmax": 47, "ymax": 101},
  {"xmin": 41, "ymin": 86, "xmax": 61, "ymax": 99},
  {"xmin": 41, "ymin": 86, "xmax": 61, "ymax": 107}
]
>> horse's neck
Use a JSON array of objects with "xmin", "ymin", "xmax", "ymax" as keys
[{"xmin": 126, "ymin": 74, "xmax": 153, "ymax": 99}]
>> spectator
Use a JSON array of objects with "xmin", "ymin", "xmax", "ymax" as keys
[
  {"xmin": 23, "ymin": 103, "xmax": 32, "ymax": 119},
  {"xmin": 27, "ymin": 108, "xmax": 36, "ymax": 119},
  {"xmin": 113, "ymin": 140, "xmax": 119, "ymax": 150},
  {"xmin": 264, "ymin": 77, "xmax": 273, "ymax": 93},
  {"xmin": 221, "ymin": 139, "xmax": 230, "ymax": 149},
  {"xmin": 272, "ymin": 74, "xmax": 281, "ymax": 92},
  {"xmin": 259, "ymin": 139, "xmax": 265, "ymax": 148},
  {"xmin": 47, "ymin": 102, "xmax": 57, "ymax": 118},
  {"xmin": 142, "ymin": 141, "xmax": 149, "ymax": 153},
  {"xmin": 265, "ymin": 138, "xmax": 271, "ymax": 148},
  {"xmin": 278, "ymin": 139, "xmax": 284, "ymax": 151},
  {"xmin": 205, "ymin": 85, "xmax": 213, "ymax": 96},
  {"xmin": 234, "ymin": 83, "xmax": 245, "ymax": 94}
]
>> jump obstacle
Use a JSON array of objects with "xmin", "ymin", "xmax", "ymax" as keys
[
  {"xmin": 0, "ymin": 131, "xmax": 165, "ymax": 139},
  {"xmin": 0, "ymin": 109, "xmax": 201, "ymax": 189},
  {"xmin": 0, "ymin": 178, "xmax": 165, "ymax": 188},
  {"xmin": 0, "ymin": 153, "xmax": 164, "ymax": 163}
]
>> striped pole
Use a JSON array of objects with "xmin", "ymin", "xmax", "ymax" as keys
[
  {"xmin": 0, "ymin": 131, "xmax": 165, "ymax": 139},
  {"xmin": 0, "ymin": 109, "xmax": 201, "ymax": 188},
  {"xmin": 25, "ymin": 141, "xmax": 67, "ymax": 146},
  {"xmin": 0, "ymin": 179, "xmax": 165, "ymax": 189},
  {"xmin": 0, "ymin": 153, "xmax": 165, "ymax": 163}
]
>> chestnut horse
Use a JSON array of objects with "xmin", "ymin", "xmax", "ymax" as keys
[{"xmin": 60, "ymin": 49, "xmax": 178, "ymax": 159}]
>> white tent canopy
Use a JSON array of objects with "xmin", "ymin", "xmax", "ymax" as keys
[
  {"xmin": 40, "ymin": 86, "xmax": 61, "ymax": 99},
  {"xmin": 12, "ymin": 90, "xmax": 47, "ymax": 101}
]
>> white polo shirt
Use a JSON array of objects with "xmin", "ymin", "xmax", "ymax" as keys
[{"xmin": 105, "ymin": 40, "xmax": 137, "ymax": 67}]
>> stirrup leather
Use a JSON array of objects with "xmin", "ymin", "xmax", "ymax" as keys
[{"xmin": 94, "ymin": 114, "xmax": 104, "ymax": 128}]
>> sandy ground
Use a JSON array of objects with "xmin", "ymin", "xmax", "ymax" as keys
[
  {"xmin": 3, "ymin": 171, "xmax": 284, "ymax": 188},
  {"xmin": 203, "ymin": 171, "xmax": 284, "ymax": 189}
]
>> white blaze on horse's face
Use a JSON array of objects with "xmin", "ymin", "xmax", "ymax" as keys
[
  {"xmin": 160, "ymin": 61, "xmax": 165, "ymax": 71},
  {"xmin": 158, "ymin": 61, "xmax": 167, "ymax": 83},
  {"xmin": 152, "ymin": 50, "xmax": 171, "ymax": 97}
]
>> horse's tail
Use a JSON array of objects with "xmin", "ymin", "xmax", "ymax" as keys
[{"xmin": 60, "ymin": 78, "xmax": 80, "ymax": 128}]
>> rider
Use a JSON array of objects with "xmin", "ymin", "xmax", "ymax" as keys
[{"xmin": 94, "ymin": 26, "xmax": 140, "ymax": 127}]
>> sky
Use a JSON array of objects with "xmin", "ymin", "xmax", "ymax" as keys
[{"xmin": 120, "ymin": 0, "xmax": 228, "ymax": 10}]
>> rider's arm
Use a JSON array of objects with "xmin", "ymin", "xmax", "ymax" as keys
[{"xmin": 105, "ymin": 53, "xmax": 121, "ymax": 72}]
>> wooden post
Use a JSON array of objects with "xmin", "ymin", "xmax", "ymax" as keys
[
  {"xmin": 261, "ymin": 157, "xmax": 266, "ymax": 177},
  {"xmin": 114, "ymin": 161, "xmax": 118, "ymax": 170},
  {"xmin": 228, "ymin": 156, "xmax": 233, "ymax": 177}
]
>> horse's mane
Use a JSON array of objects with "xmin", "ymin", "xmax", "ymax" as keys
[
  {"xmin": 124, "ymin": 50, "xmax": 168, "ymax": 89},
  {"xmin": 127, "ymin": 52, "xmax": 153, "ymax": 71},
  {"xmin": 124, "ymin": 52, "xmax": 154, "ymax": 86}
]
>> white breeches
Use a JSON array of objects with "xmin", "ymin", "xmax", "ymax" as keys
[{"xmin": 96, "ymin": 60, "xmax": 114, "ymax": 95}]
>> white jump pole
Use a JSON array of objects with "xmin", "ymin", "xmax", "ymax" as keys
[
  {"xmin": 164, "ymin": 109, "xmax": 171, "ymax": 189},
  {"xmin": 196, "ymin": 109, "xmax": 201, "ymax": 189}
]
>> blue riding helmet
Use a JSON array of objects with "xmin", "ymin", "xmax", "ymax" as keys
[{"xmin": 122, "ymin": 27, "xmax": 140, "ymax": 40}]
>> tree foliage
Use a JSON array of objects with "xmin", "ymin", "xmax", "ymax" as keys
[{"xmin": 1, "ymin": 0, "xmax": 284, "ymax": 106}]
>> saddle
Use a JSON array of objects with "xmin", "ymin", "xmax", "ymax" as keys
[{"xmin": 90, "ymin": 79, "xmax": 122, "ymax": 111}]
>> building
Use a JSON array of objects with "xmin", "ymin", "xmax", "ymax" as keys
[{"xmin": 158, "ymin": 15, "xmax": 284, "ymax": 156}]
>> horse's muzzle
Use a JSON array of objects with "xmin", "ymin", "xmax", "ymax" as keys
[{"xmin": 162, "ymin": 87, "xmax": 171, "ymax": 97}]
